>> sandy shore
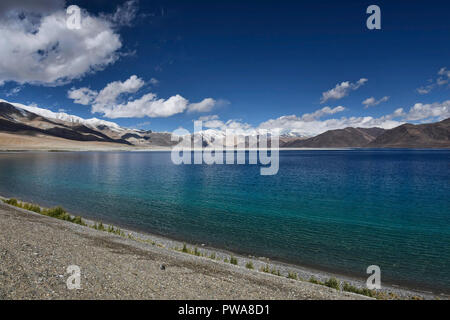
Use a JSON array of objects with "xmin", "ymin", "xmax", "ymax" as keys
[
  {"xmin": 0, "ymin": 200, "xmax": 378, "ymax": 300},
  {"xmin": 0, "ymin": 132, "xmax": 173, "ymax": 152},
  {"xmin": 1, "ymin": 194, "xmax": 446, "ymax": 300}
]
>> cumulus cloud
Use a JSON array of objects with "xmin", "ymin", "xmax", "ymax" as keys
[
  {"xmin": 417, "ymin": 67, "xmax": 450, "ymax": 94},
  {"xmin": 196, "ymin": 115, "xmax": 224, "ymax": 128},
  {"xmin": 187, "ymin": 98, "xmax": 217, "ymax": 113},
  {"xmin": 193, "ymin": 106, "xmax": 400, "ymax": 137},
  {"xmin": 400, "ymin": 100, "xmax": 450, "ymax": 121},
  {"xmin": 320, "ymin": 78, "xmax": 368, "ymax": 103},
  {"xmin": 257, "ymin": 114, "xmax": 401, "ymax": 137},
  {"xmin": 68, "ymin": 75, "xmax": 145, "ymax": 108},
  {"xmin": 203, "ymin": 119, "xmax": 226, "ymax": 129},
  {"xmin": 196, "ymin": 100, "xmax": 448, "ymax": 137},
  {"xmin": 67, "ymin": 87, "xmax": 98, "ymax": 105},
  {"xmin": 7, "ymin": 97, "xmax": 449, "ymax": 137},
  {"xmin": 68, "ymin": 75, "xmax": 218, "ymax": 118},
  {"xmin": 99, "ymin": 93, "xmax": 189, "ymax": 118},
  {"xmin": 362, "ymin": 96, "xmax": 389, "ymax": 108},
  {"xmin": 94, "ymin": 75, "xmax": 144, "ymax": 107},
  {"xmin": 256, "ymin": 100, "xmax": 450, "ymax": 136},
  {"xmin": 0, "ymin": 1, "xmax": 133, "ymax": 86}
]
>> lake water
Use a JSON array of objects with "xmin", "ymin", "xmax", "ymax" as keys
[{"xmin": 0, "ymin": 150, "xmax": 449, "ymax": 293}]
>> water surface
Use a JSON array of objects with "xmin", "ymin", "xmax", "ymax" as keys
[{"xmin": 0, "ymin": 150, "xmax": 448, "ymax": 293}]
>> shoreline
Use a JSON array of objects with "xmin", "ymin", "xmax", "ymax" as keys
[
  {"xmin": 0, "ymin": 199, "xmax": 370, "ymax": 300},
  {"xmin": 0, "ymin": 194, "xmax": 446, "ymax": 300},
  {"xmin": 1, "ymin": 147, "xmax": 450, "ymax": 153}
]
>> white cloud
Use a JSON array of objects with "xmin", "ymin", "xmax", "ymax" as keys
[
  {"xmin": 68, "ymin": 75, "xmax": 145, "ymax": 107},
  {"xmin": 193, "ymin": 106, "xmax": 400, "ymax": 137},
  {"xmin": 258, "ymin": 114, "xmax": 401, "ymax": 137},
  {"xmin": 0, "ymin": 2, "xmax": 126, "ymax": 86},
  {"xmin": 362, "ymin": 96, "xmax": 389, "ymax": 108},
  {"xmin": 69, "ymin": 75, "xmax": 218, "ymax": 118},
  {"xmin": 67, "ymin": 87, "xmax": 98, "ymax": 105},
  {"xmin": 300, "ymin": 106, "xmax": 345, "ymax": 121},
  {"xmin": 198, "ymin": 115, "xmax": 219, "ymax": 121},
  {"xmin": 197, "ymin": 115, "xmax": 223, "ymax": 127},
  {"xmin": 5, "ymin": 86, "xmax": 22, "ymax": 97},
  {"xmin": 94, "ymin": 75, "xmax": 145, "ymax": 107},
  {"xmin": 98, "ymin": 93, "xmax": 189, "ymax": 118},
  {"xmin": 320, "ymin": 78, "xmax": 368, "ymax": 103},
  {"xmin": 417, "ymin": 67, "xmax": 450, "ymax": 94},
  {"xmin": 256, "ymin": 101, "xmax": 449, "ymax": 136},
  {"xmin": 438, "ymin": 67, "xmax": 450, "ymax": 78},
  {"xmin": 401, "ymin": 100, "xmax": 450, "ymax": 121},
  {"xmin": 6, "ymin": 97, "xmax": 449, "ymax": 138},
  {"xmin": 187, "ymin": 98, "xmax": 217, "ymax": 113},
  {"xmin": 101, "ymin": 0, "xmax": 138, "ymax": 27},
  {"xmin": 203, "ymin": 119, "xmax": 225, "ymax": 129},
  {"xmin": 417, "ymin": 86, "xmax": 433, "ymax": 95}
]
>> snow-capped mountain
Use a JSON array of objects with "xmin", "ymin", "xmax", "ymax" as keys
[
  {"xmin": 2, "ymin": 99, "xmax": 448, "ymax": 150},
  {"xmin": 0, "ymin": 100, "xmax": 179, "ymax": 148},
  {"xmin": 1, "ymin": 100, "xmax": 123, "ymax": 132}
]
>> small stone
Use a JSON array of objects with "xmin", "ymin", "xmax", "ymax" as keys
[{"xmin": 160, "ymin": 264, "xmax": 166, "ymax": 270}]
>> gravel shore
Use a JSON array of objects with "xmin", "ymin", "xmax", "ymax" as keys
[{"xmin": 0, "ymin": 201, "xmax": 373, "ymax": 300}]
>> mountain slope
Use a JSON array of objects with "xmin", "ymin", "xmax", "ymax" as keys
[
  {"xmin": 282, "ymin": 127, "xmax": 386, "ymax": 148},
  {"xmin": 2, "ymin": 100, "xmax": 449, "ymax": 150},
  {"xmin": 0, "ymin": 102, "xmax": 131, "ymax": 145},
  {"xmin": 0, "ymin": 101, "xmax": 178, "ymax": 148},
  {"xmin": 367, "ymin": 118, "xmax": 450, "ymax": 148}
]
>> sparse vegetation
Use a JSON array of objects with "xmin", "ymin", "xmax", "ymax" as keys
[
  {"xmin": 3, "ymin": 198, "xmax": 86, "ymax": 226},
  {"xmin": 260, "ymin": 264, "xmax": 270, "ymax": 273},
  {"xmin": 270, "ymin": 268, "xmax": 281, "ymax": 276},
  {"xmin": 342, "ymin": 282, "xmax": 378, "ymax": 298},
  {"xmin": 309, "ymin": 276, "xmax": 324, "ymax": 285},
  {"xmin": 258, "ymin": 264, "xmax": 281, "ymax": 276},
  {"xmin": 22, "ymin": 203, "xmax": 41, "ymax": 213},
  {"xmin": 4, "ymin": 198, "xmax": 18, "ymax": 206},
  {"xmin": 107, "ymin": 225, "xmax": 125, "ymax": 236},
  {"xmin": 1, "ymin": 197, "xmax": 419, "ymax": 300},
  {"xmin": 324, "ymin": 277, "xmax": 340, "ymax": 290},
  {"xmin": 176, "ymin": 244, "xmax": 205, "ymax": 257}
]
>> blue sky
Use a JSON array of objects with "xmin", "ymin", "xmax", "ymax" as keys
[{"xmin": 0, "ymin": 0, "xmax": 449, "ymax": 135}]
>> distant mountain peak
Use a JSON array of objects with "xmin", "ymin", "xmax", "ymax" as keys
[{"xmin": 0, "ymin": 99, "xmax": 124, "ymax": 132}]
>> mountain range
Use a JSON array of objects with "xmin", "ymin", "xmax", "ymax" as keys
[
  {"xmin": 282, "ymin": 119, "xmax": 450, "ymax": 148},
  {"xmin": 0, "ymin": 101, "xmax": 449, "ymax": 150},
  {"xmin": 0, "ymin": 101, "xmax": 176, "ymax": 150}
]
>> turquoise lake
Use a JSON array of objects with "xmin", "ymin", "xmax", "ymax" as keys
[{"xmin": 0, "ymin": 150, "xmax": 449, "ymax": 293}]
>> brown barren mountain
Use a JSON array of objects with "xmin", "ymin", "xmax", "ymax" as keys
[
  {"xmin": 0, "ymin": 101, "xmax": 177, "ymax": 149},
  {"xmin": 282, "ymin": 127, "xmax": 386, "ymax": 148},
  {"xmin": 1, "ymin": 101, "xmax": 449, "ymax": 149},
  {"xmin": 367, "ymin": 118, "xmax": 450, "ymax": 148}
]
